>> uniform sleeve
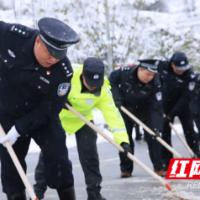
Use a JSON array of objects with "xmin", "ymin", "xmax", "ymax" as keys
[
  {"xmin": 0, "ymin": 21, "xmax": 11, "ymax": 53},
  {"xmin": 148, "ymin": 87, "xmax": 164, "ymax": 132},
  {"xmin": 15, "ymin": 77, "xmax": 72, "ymax": 136},
  {"xmin": 169, "ymin": 80, "xmax": 194, "ymax": 119},
  {"xmin": 97, "ymin": 86, "xmax": 129, "ymax": 145},
  {"xmin": 108, "ymin": 68, "xmax": 123, "ymax": 102},
  {"xmin": 157, "ymin": 60, "xmax": 169, "ymax": 85},
  {"xmin": 190, "ymin": 75, "xmax": 200, "ymax": 113}
]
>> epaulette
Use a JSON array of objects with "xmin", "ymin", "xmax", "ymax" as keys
[
  {"xmin": 121, "ymin": 66, "xmax": 131, "ymax": 71},
  {"xmin": 60, "ymin": 59, "xmax": 73, "ymax": 78},
  {"xmin": 10, "ymin": 24, "xmax": 32, "ymax": 38}
]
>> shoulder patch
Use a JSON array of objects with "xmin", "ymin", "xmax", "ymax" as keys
[
  {"xmin": 10, "ymin": 24, "xmax": 31, "ymax": 38},
  {"xmin": 156, "ymin": 92, "xmax": 162, "ymax": 101},
  {"xmin": 58, "ymin": 83, "xmax": 70, "ymax": 96},
  {"xmin": 188, "ymin": 82, "xmax": 195, "ymax": 91}
]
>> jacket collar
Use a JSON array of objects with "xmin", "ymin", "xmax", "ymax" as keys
[
  {"xmin": 128, "ymin": 66, "xmax": 138, "ymax": 79},
  {"xmin": 21, "ymin": 30, "xmax": 39, "ymax": 63}
]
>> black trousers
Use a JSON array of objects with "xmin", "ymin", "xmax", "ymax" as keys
[
  {"xmin": 119, "ymin": 111, "xmax": 163, "ymax": 173},
  {"xmin": 0, "ymin": 109, "xmax": 73, "ymax": 195},
  {"xmin": 162, "ymin": 106, "xmax": 200, "ymax": 168},
  {"xmin": 34, "ymin": 123, "xmax": 102, "ymax": 196}
]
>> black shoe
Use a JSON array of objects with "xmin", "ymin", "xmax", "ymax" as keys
[
  {"xmin": 120, "ymin": 172, "xmax": 132, "ymax": 178},
  {"xmin": 88, "ymin": 193, "xmax": 107, "ymax": 200},
  {"xmin": 7, "ymin": 190, "xmax": 26, "ymax": 200},
  {"xmin": 154, "ymin": 169, "xmax": 165, "ymax": 176},
  {"xmin": 57, "ymin": 186, "xmax": 76, "ymax": 200}
]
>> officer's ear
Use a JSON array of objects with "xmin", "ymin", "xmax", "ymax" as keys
[
  {"xmin": 35, "ymin": 36, "xmax": 44, "ymax": 47},
  {"xmin": 171, "ymin": 62, "xmax": 176, "ymax": 70},
  {"xmin": 81, "ymin": 73, "xmax": 85, "ymax": 80},
  {"xmin": 35, "ymin": 36, "xmax": 41, "ymax": 47}
]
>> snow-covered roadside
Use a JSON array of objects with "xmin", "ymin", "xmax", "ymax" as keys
[{"xmin": 28, "ymin": 109, "xmax": 187, "ymax": 153}]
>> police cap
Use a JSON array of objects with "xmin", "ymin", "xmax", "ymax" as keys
[
  {"xmin": 138, "ymin": 59, "xmax": 159, "ymax": 73},
  {"xmin": 38, "ymin": 17, "xmax": 80, "ymax": 59},
  {"xmin": 170, "ymin": 52, "xmax": 190, "ymax": 71},
  {"xmin": 83, "ymin": 57, "xmax": 105, "ymax": 87}
]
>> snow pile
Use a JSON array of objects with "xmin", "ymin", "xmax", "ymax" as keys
[
  {"xmin": 138, "ymin": 184, "xmax": 200, "ymax": 200},
  {"xmin": 162, "ymin": 186, "xmax": 200, "ymax": 200}
]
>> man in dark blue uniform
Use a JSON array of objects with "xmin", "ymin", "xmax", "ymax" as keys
[
  {"xmin": 0, "ymin": 17, "xmax": 79, "ymax": 200},
  {"xmin": 109, "ymin": 60, "xmax": 164, "ymax": 177},
  {"xmin": 158, "ymin": 52, "xmax": 200, "ymax": 170}
]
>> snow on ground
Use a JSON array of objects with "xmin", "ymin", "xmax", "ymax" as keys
[
  {"xmin": 28, "ymin": 109, "xmax": 187, "ymax": 153},
  {"xmin": 162, "ymin": 184, "xmax": 200, "ymax": 200}
]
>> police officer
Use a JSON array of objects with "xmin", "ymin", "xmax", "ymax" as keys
[
  {"xmin": 158, "ymin": 52, "xmax": 200, "ymax": 170},
  {"xmin": 0, "ymin": 18, "xmax": 79, "ymax": 200},
  {"xmin": 32, "ymin": 57, "xmax": 131, "ymax": 200},
  {"xmin": 109, "ymin": 60, "xmax": 164, "ymax": 177}
]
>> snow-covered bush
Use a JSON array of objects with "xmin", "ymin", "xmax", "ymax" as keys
[{"xmin": 1, "ymin": 0, "xmax": 200, "ymax": 72}]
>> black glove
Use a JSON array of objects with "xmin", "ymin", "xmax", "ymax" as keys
[
  {"xmin": 64, "ymin": 99, "xmax": 72, "ymax": 110},
  {"xmin": 115, "ymin": 100, "xmax": 123, "ymax": 109},
  {"xmin": 121, "ymin": 142, "xmax": 132, "ymax": 157},
  {"xmin": 153, "ymin": 128, "xmax": 161, "ymax": 139},
  {"xmin": 164, "ymin": 115, "xmax": 172, "ymax": 125}
]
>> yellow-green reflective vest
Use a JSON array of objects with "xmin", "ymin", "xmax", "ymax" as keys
[{"xmin": 59, "ymin": 64, "xmax": 129, "ymax": 145}]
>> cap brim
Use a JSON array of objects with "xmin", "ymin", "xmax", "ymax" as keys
[
  {"xmin": 46, "ymin": 45, "xmax": 67, "ymax": 59},
  {"xmin": 85, "ymin": 76, "xmax": 104, "ymax": 87},
  {"xmin": 174, "ymin": 64, "xmax": 190, "ymax": 71},
  {"xmin": 140, "ymin": 63, "xmax": 157, "ymax": 73},
  {"xmin": 147, "ymin": 68, "xmax": 157, "ymax": 73}
]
